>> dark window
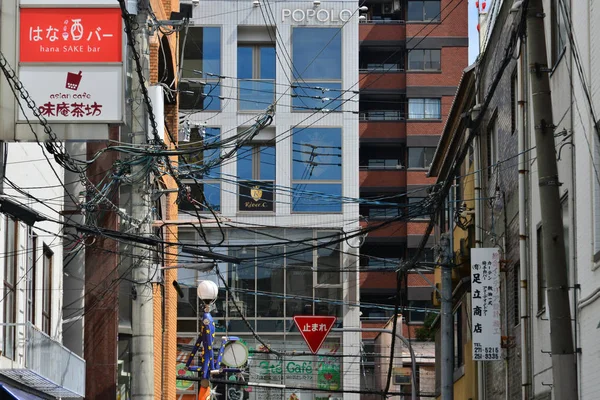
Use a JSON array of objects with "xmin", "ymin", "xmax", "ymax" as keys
[
  {"xmin": 537, "ymin": 226, "xmax": 546, "ymax": 312},
  {"xmin": 292, "ymin": 28, "xmax": 342, "ymax": 111},
  {"xmin": 179, "ymin": 127, "xmax": 221, "ymax": 213},
  {"xmin": 26, "ymin": 229, "xmax": 37, "ymax": 325},
  {"xmin": 511, "ymin": 71, "xmax": 517, "ymax": 135},
  {"xmin": 486, "ymin": 118, "xmax": 497, "ymax": 180},
  {"xmin": 408, "ymin": 300, "xmax": 432, "ymax": 323},
  {"xmin": 292, "ymin": 128, "xmax": 342, "ymax": 212},
  {"xmin": 408, "ymin": 147, "xmax": 436, "ymax": 169},
  {"xmin": 408, "ymin": 98, "xmax": 441, "ymax": 119},
  {"xmin": 3, "ymin": 218, "xmax": 17, "ymax": 359},
  {"xmin": 42, "ymin": 245, "xmax": 53, "ymax": 335},
  {"xmin": 180, "ymin": 27, "xmax": 221, "ymax": 111},
  {"xmin": 407, "ymin": 0, "xmax": 441, "ymax": 22},
  {"xmin": 238, "ymin": 45, "xmax": 276, "ymax": 111},
  {"xmin": 513, "ymin": 264, "xmax": 520, "ymax": 327},
  {"xmin": 408, "ymin": 49, "xmax": 441, "ymax": 70}
]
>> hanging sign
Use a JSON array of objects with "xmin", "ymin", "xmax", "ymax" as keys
[
  {"xmin": 471, "ymin": 248, "xmax": 501, "ymax": 361},
  {"xmin": 19, "ymin": 8, "xmax": 123, "ymax": 63}
]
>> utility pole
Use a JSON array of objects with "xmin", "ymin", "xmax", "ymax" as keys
[
  {"xmin": 440, "ymin": 185, "xmax": 454, "ymax": 400},
  {"xmin": 129, "ymin": 3, "xmax": 155, "ymax": 399},
  {"xmin": 526, "ymin": 0, "xmax": 578, "ymax": 398}
]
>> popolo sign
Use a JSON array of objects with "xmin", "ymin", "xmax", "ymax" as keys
[
  {"xmin": 18, "ymin": 5, "xmax": 123, "ymax": 124},
  {"xmin": 282, "ymin": 8, "xmax": 353, "ymax": 23}
]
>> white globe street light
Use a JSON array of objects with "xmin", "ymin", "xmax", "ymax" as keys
[{"xmin": 197, "ymin": 280, "xmax": 219, "ymax": 311}]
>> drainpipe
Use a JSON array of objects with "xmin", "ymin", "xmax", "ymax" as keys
[
  {"xmin": 517, "ymin": 42, "xmax": 531, "ymax": 400},
  {"xmin": 472, "ymin": 99, "xmax": 484, "ymax": 400}
]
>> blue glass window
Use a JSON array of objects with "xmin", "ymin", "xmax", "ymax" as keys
[
  {"xmin": 238, "ymin": 45, "xmax": 276, "ymax": 111},
  {"xmin": 292, "ymin": 28, "xmax": 342, "ymax": 112},
  {"xmin": 237, "ymin": 145, "xmax": 275, "ymax": 180},
  {"xmin": 178, "ymin": 182, "xmax": 221, "ymax": 212},
  {"xmin": 292, "ymin": 184, "xmax": 342, "ymax": 212},
  {"xmin": 293, "ymin": 128, "xmax": 342, "ymax": 180},
  {"xmin": 180, "ymin": 27, "xmax": 221, "ymax": 110},
  {"xmin": 292, "ymin": 83, "xmax": 342, "ymax": 111},
  {"xmin": 292, "ymin": 28, "xmax": 341, "ymax": 80},
  {"xmin": 292, "ymin": 128, "xmax": 342, "ymax": 212},
  {"xmin": 181, "ymin": 27, "xmax": 221, "ymax": 77}
]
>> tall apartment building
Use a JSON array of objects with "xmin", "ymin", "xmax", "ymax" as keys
[{"xmin": 357, "ymin": 0, "xmax": 468, "ymax": 357}]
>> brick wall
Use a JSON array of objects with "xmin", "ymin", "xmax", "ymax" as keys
[{"xmin": 149, "ymin": 0, "xmax": 179, "ymax": 398}]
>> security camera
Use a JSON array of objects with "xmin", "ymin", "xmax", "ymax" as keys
[{"xmin": 192, "ymin": 0, "xmax": 199, "ymax": 5}]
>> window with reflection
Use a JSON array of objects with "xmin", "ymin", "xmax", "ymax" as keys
[
  {"xmin": 179, "ymin": 127, "xmax": 221, "ymax": 212},
  {"xmin": 407, "ymin": 0, "xmax": 441, "ymax": 22},
  {"xmin": 408, "ymin": 147, "xmax": 436, "ymax": 169},
  {"xmin": 408, "ymin": 49, "xmax": 441, "ymax": 70},
  {"xmin": 175, "ymin": 229, "xmax": 346, "ymax": 333},
  {"xmin": 292, "ymin": 128, "xmax": 342, "ymax": 212},
  {"xmin": 292, "ymin": 28, "xmax": 342, "ymax": 111},
  {"xmin": 180, "ymin": 27, "xmax": 221, "ymax": 111},
  {"xmin": 408, "ymin": 98, "xmax": 441, "ymax": 119},
  {"xmin": 238, "ymin": 45, "xmax": 276, "ymax": 111}
]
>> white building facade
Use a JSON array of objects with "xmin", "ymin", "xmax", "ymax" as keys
[
  {"xmin": 0, "ymin": 143, "xmax": 85, "ymax": 398},
  {"xmin": 175, "ymin": 1, "xmax": 362, "ymax": 399}
]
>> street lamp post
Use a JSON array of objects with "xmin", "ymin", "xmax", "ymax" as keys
[{"xmin": 185, "ymin": 280, "xmax": 245, "ymax": 399}]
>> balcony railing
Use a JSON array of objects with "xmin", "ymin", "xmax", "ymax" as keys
[
  {"xmin": 359, "ymin": 18, "xmax": 405, "ymax": 24},
  {"xmin": 359, "ymin": 110, "xmax": 405, "ymax": 121},
  {"xmin": 0, "ymin": 323, "xmax": 85, "ymax": 398}
]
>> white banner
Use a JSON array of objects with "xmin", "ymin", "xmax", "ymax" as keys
[
  {"xmin": 18, "ymin": 64, "xmax": 123, "ymax": 123},
  {"xmin": 471, "ymin": 247, "xmax": 501, "ymax": 361}
]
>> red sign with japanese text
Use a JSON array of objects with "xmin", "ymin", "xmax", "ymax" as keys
[
  {"xmin": 293, "ymin": 315, "xmax": 336, "ymax": 354},
  {"xmin": 19, "ymin": 8, "xmax": 122, "ymax": 63}
]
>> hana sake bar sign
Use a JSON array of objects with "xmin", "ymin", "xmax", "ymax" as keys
[
  {"xmin": 19, "ymin": 8, "xmax": 122, "ymax": 63},
  {"xmin": 18, "ymin": 6, "xmax": 123, "ymax": 123}
]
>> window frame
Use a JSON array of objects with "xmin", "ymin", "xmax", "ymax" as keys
[
  {"xmin": 237, "ymin": 44, "xmax": 276, "ymax": 111},
  {"xmin": 551, "ymin": 0, "xmax": 567, "ymax": 66},
  {"xmin": 407, "ymin": 49, "xmax": 441, "ymax": 71},
  {"xmin": 407, "ymin": 0, "xmax": 441, "ymax": 22},
  {"xmin": 179, "ymin": 127, "xmax": 222, "ymax": 214},
  {"xmin": 291, "ymin": 127, "xmax": 343, "ymax": 213},
  {"xmin": 26, "ymin": 228, "xmax": 37, "ymax": 325},
  {"xmin": 408, "ymin": 98, "xmax": 441, "ymax": 120},
  {"xmin": 179, "ymin": 26, "xmax": 222, "ymax": 111},
  {"xmin": 3, "ymin": 217, "xmax": 18, "ymax": 359},
  {"xmin": 291, "ymin": 27, "xmax": 343, "ymax": 112},
  {"xmin": 407, "ymin": 147, "xmax": 436, "ymax": 169}
]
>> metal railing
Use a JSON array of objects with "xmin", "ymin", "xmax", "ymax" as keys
[
  {"xmin": 359, "ymin": 110, "xmax": 405, "ymax": 121},
  {"xmin": 0, "ymin": 323, "xmax": 85, "ymax": 398},
  {"xmin": 359, "ymin": 18, "xmax": 405, "ymax": 24}
]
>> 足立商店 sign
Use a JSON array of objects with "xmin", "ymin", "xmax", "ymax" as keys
[
  {"xmin": 18, "ymin": 6, "xmax": 123, "ymax": 123},
  {"xmin": 470, "ymin": 248, "xmax": 501, "ymax": 361}
]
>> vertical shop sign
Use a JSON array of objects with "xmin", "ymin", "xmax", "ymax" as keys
[{"xmin": 471, "ymin": 248, "xmax": 501, "ymax": 360}]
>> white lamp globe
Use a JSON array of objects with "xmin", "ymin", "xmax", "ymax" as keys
[{"xmin": 197, "ymin": 280, "xmax": 219, "ymax": 305}]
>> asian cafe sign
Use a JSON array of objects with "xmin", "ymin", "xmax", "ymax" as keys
[{"xmin": 18, "ymin": 5, "xmax": 123, "ymax": 123}]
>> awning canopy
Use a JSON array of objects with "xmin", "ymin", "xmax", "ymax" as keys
[{"xmin": 0, "ymin": 383, "xmax": 46, "ymax": 400}]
